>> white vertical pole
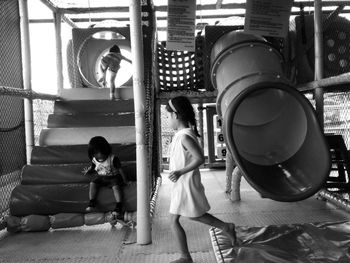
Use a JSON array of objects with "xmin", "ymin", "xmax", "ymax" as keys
[
  {"xmin": 314, "ymin": 0, "xmax": 324, "ymax": 129},
  {"xmin": 198, "ymin": 102, "xmax": 204, "ymax": 148},
  {"xmin": 129, "ymin": 0, "xmax": 152, "ymax": 244},
  {"xmin": 54, "ymin": 11, "xmax": 64, "ymax": 95},
  {"xmin": 19, "ymin": 0, "xmax": 34, "ymax": 164}
]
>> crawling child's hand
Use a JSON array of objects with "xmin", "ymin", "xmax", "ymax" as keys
[{"xmin": 82, "ymin": 166, "xmax": 91, "ymax": 175}]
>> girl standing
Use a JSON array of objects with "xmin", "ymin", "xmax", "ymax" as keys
[{"xmin": 166, "ymin": 96, "xmax": 237, "ymax": 263}]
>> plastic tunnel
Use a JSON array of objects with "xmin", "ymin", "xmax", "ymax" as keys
[{"xmin": 211, "ymin": 31, "xmax": 331, "ymax": 202}]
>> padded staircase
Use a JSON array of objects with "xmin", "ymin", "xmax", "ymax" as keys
[{"xmin": 9, "ymin": 88, "xmax": 137, "ymax": 217}]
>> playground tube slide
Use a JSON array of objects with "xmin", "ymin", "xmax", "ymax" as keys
[{"xmin": 211, "ymin": 31, "xmax": 331, "ymax": 202}]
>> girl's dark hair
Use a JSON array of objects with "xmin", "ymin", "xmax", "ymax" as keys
[
  {"xmin": 87, "ymin": 136, "xmax": 112, "ymax": 160},
  {"xmin": 109, "ymin": 44, "xmax": 121, "ymax": 53},
  {"xmin": 166, "ymin": 96, "xmax": 201, "ymax": 137}
]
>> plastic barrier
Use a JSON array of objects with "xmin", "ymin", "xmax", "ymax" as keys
[{"xmin": 211, "ymin": 31, "xmax": 331, "ymax": 201}]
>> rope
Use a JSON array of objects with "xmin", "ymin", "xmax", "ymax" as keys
[{"xmin": 0, "ymin": 86, "xmax": 59, "ymax": 101}]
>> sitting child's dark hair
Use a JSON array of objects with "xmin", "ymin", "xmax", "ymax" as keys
[
  {"xmin": 88, "ymin": 136, "xmax": 112, "ymax": 160},
  {"xmin": 109, "ymin": 45, "xmax": 121, "ymax": 54}
]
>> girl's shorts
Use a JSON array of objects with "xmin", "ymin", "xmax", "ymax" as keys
[{"xmin": 92, "ymin": 175, "xmax": 124, "ymax": 187}]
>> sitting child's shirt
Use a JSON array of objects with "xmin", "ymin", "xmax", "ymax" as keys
[
  {"xmin": 92, "ymin": 154, "xmax": 121, "ymax": 176},
  {"xmin": 90, "ymin": 155, "xmax": 124, "ymax": 187}
]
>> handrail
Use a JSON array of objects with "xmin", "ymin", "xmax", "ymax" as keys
[
  {"xmin": 0, "ymin": 86, "xmax": 59, "ymax": 101},
  {"xmin": 297, "ymin": 72, "xmax": 350, "ymax": 92}
]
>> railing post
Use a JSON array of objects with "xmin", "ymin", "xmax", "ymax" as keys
[
  {"xmin": 129, "ymin": 0, "xmax": 152, "ymax": 245},
  {"xmin": 314, "ymin": 0, "xmax": 324, "ymax": 129},
  {"xmin": 54, "ymin": 11, "xmax": 64, "ymax": 95},
  {"xmin": 19, "ymin": 0, "xmax": 34, "ymax": 164}
]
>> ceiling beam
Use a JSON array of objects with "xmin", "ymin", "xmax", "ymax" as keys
[
  {"xmin": 45, "ymin": 1, "xmax": 350, "ymax": 15},
  {"xmin": 28, "ymin": 6, "xmax": 350, "ymax": 25},
  {"xmin": 61, "ymin": 15, "xmax": 79, "ymax": 28},
  {"xmin": 38, "ymin": 0, "xmax": 59, "ymax": 12}
]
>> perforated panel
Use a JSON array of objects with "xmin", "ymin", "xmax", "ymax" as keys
[{"xmin": 293, "ymin": 14, "xmax": 350, "ymax": 84}]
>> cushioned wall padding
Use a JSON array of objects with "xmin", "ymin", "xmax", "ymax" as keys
[
  {"xmin": 54, "ymin": 99, "xmax": 134, "ymax": 114},
  {"xmin": 39, "ymin": 126, "xmax": 136, "ymax": 146},
  {"xmin": 21, "ymin": 161, "xmax": 136, "ymax": 185},
  {"xmin": 10, "ymin": 182, "xmax": 137, "ymax": 216},
  {"xmin": 60, "ymin": 87, "xmax": 134, "ymax": 101},
  {"xmin": 50, "ymin": 213, "xmax": 85, "ymax": 229},
  {"xmin": 47, "ymin": 112, "xmax": 135, "ymax": 128},
  {"xmin": 31, "ymin": 143, "xmax": 136, "ymax": 164}
]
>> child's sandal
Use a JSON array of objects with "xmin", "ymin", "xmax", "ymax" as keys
[
  {"xmin": 224, "ymin": 223, "xmax": 238, "ymax": 246},
  {"xmin": 85, "ymin": 199, "xmax": 96, "ymax": 212}
]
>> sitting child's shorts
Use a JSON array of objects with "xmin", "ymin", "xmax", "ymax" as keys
[{"xmin": 92, "ymin": 175, "xmax": 124, "ymax": 187}]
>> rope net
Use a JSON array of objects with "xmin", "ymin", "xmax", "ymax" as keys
[{"xmin": 0, "ymin": 1, "xmax": 26, "ymax": 220}]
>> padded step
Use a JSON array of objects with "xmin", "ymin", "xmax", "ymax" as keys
[
  {"xmin": 47, "ymin": 112, "xmax": 135, "ymax": 128},
  {"xmin": 39, "ymin": 126, "xmax": 136, "ymax": 146},
  {"xmin": 10, "ymin": 182, "xmax": 137, "ymax": 216},
  {"xmin": 21, "ymin": 161, "xmax": 136, "ymax": 185},
  {"xmin": 54, "ymin": 100, "xmax": 134, "ymax": 114},
  {"xmin": 31, "ymin": 143, "xmax": 136, "ymax": 164},
  {"xmin": 59, "ymin": 86, "xmax": 133, "ymax": 101}
]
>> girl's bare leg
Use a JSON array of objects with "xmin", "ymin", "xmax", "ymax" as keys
[
  {"xmin": 112, "ymin": 185, "xmax": 123, "ymax": 214},
  {"xmin": 169, "ymin": 214, "xmax": 193, "ymax": 263},
  {"xmin": 89, "ymin": 182, "xmax": 97, "ymax": 200},
  {"xmin": 112, "ymin": 70, "xmax": 120, "ymax": 99},
  {"xmin": 108, "ymin": 72, "xmax": 117, "ymax": 100},
  {"xmin": 190, "ymin": 213, "xmax": 237, "ymax": 246},
  {"xmin": 111, "ymin": 185, "xmax": 122, "ymax": 202},
  {"xmin": 86, "ymin": 182, "xmax": 98, "ymax": 212}
]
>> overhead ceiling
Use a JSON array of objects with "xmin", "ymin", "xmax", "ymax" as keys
[{"xmin": 34, "ymin": 0, "xmax": 350, "ymax": 37}]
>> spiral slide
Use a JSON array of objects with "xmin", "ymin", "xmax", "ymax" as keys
[{"xmin": 211, "ymin": 31, "xmax": 331, "ymax": 202}]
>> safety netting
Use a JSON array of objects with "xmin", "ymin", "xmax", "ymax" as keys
[{"xmin": 0, "ymin": 1, "xmax": 26, "ymax": 221}]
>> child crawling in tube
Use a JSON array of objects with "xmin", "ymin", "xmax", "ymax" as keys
[
  {"xmin": 98, "ymin": 44, "xmax": 132, "ymax": 100},
  {"xmin": 83, "ymin": 136, "xmax": 129, "ymax": 216}
]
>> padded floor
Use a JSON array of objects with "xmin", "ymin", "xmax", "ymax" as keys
[
  {"xmin": 210, "ymin": 221, "xmax": 350, "ymax": 263},
  {"xmin": 0, "ymin": 169, "xmax": 349, "ymax": 263}
]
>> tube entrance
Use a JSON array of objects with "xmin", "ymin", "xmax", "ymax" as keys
[{"xmin": 233, "ymin": 88, "xmax": 307, "ymax": 166}]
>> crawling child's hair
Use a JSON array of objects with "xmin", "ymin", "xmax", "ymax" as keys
[
  {"xmin": 166, "ymin": 96, "xmax": 201, "ymax": 137},
  {"xmin": 109, "ymin": 45, "xmax": 121, "ymax": 53},
  {"xmin": 88, "ymin": 136, "xmax": 112, "ymax": 160}
]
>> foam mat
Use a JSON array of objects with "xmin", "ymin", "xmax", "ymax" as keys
[{"xmin": 210, "ymin": 221, "xmax": 350, "ymax": 263}]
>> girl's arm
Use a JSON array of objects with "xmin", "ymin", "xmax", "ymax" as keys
[
  {"xmin": 168, "ymin": 135, "xmax": 204, "ymax": 182},
  {"xmin": 121, "ymin": 55, "xmax": 132, "ymax": 64},
  {"xmin": 113, "ymin": 156, "xmax": 129, "ymax": 184},
  {"xmin": 83, "ymin": 162, "xmax": 96, "ymax": 176},
  {"xmin": 118, "ymin": 168, "xmax": 129, "ymax": 184}
]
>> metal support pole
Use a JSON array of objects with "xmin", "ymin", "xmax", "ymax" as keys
[
  {"xmin": 129, "ymin": 0, "xmax": 152, "ymax": 245},
  {"xmin": 54, "ymin": 12, "xmax": 64, "ymax": 94},
  {"xmin": 156, "ymin": 99, "xmax": 163, "ymax": 172},
  {"xmin": 198, "ymin": 102, "xmax": 205, "ymax": 148},
  {"xmin": 314, "ymin": 0, "xmax": 324, "ymax": 129},
  {"xmin": 19, "ymin": 0, "xmax": 34, "ymax": 164}
]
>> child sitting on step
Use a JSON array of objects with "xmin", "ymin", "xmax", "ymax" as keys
[{"xmin": 84, "ymin": 136, "xmax": 129, "ymax": 215}]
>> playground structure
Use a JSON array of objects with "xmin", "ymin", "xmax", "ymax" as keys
[
  {"xmin": 1, "ymin": 1, "xmax": 350, "ymax": 262},
  {"xmin": 211, "ymin": 31, "xmax": 330, "ymax": 202}
]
